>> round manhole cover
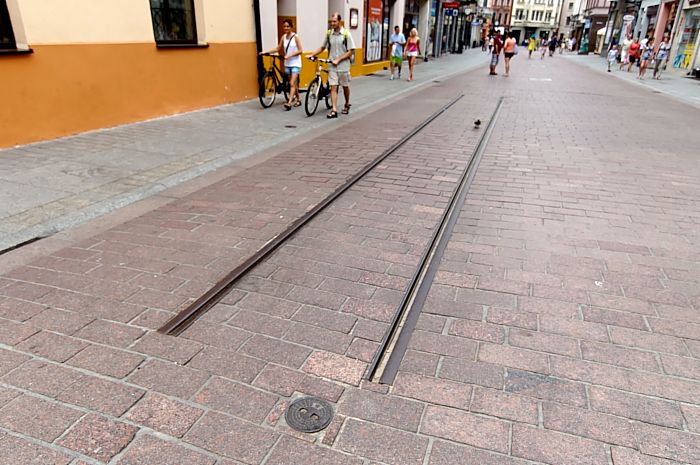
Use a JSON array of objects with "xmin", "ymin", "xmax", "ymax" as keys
[{"xmin": 285, "ymin": 397, "xmax": 334, "ymax": 433}]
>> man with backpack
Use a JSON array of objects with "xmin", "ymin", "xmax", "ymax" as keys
[{"xmin": 307, "ymin": 12, "xmax": 356, "ymax": 119}]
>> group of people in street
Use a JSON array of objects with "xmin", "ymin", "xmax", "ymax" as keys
[
  {"xmin": 606, "ymin": 33, "xmax": 672, "ymax": 80},
  {"xmin": 488, "ymin": 30, "xmax": 517, "ymax": 77},
  {"xmin": 261, "ymin": 13, "xmax": 422, "ymax": 119}
]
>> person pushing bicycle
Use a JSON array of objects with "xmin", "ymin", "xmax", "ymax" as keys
[
  {"xmin": 306, "ymin": 12, "xmax": 356, "ymax": 119},
  {"xmin": 259, "ymin": 19, "xmax": 303, "ymax": 110}
]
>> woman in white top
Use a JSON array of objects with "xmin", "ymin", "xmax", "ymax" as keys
[{"xmin": 262, "ymin": 19, "xmax": 303, "ymax": 110}]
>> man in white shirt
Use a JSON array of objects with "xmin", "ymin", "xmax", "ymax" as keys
[{"xmin": 389, "ymin": 26, "xmax": 406, "ymax": 80}]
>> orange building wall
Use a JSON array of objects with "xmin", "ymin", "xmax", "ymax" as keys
[{"xmin": 0, "ymin": 42, "xmax": 258, "ymax": 148}]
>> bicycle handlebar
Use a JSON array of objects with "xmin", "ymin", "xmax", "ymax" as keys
[{"xmin": 307, "ymin": 56, "xmax": 331, "ymax": 63}]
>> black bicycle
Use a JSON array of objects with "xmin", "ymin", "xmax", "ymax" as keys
[
  {"xmin": 259, "ymin": 53, "xmax": 289, "ymax": 108},
  {"xmin": 305, "ymin": 57, "xmax": 332, "ymax": 117}
]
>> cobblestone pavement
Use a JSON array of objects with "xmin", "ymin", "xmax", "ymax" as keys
[
  {"xmin": 562, "ymin": 52, "xmax": 700, "ymax": 108},
  {"xmin": 0, "ymin": 52, "xmax": 699, "ymax": 465},
  {"xmin": 0, "ymin": 50, "xmax": 487, "ymax": 254}
]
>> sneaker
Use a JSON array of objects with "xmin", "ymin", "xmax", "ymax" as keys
[{"xmin": 390, "ymin": 75, "xmax": 394, "ymax": 80}]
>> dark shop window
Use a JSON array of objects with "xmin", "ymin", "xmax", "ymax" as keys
[
  {"xmin": 149, "ymin": 0, "xmax": 197, "ymax": 45},
  {"xmin": 0, "ymin": 0, "xmax": 17, "ymax": 50}
]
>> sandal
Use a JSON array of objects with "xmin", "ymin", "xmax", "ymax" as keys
[
  {"xmin": 327, "ymin": 110, "xmax": 338, "ymax": 119},
  {"xmin": 283, "ymin": 103, "xmax": 291, "ymax": 111},
  {"xmin": 341, "ymin": 104, "xmax": 351, "ymax": 115},
  {"xmin": 293, "ymin": 100, "xmax": 302, "ymax": 107}
]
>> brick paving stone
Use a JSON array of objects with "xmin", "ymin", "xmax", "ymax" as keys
[
  {"xmin": 0, "ymin": 297, "xmax": 46, "ymax": 322},
  {"xmin": 235, "ymin": 292, "xmax": 305, "ymax": 318},
  {"xmin": 588, "ymin": 386, "xmax": 684, "ymax": 429},
  {"xmin": 581, "ymin": 340, "xmax": 661, "ymax": 372},
  {"xmin": 284, "ymin": 322, "xmax": 353, "ymax": 355},
  {"xmin": 57, "ymin": 375, "xmax": 145, "ymax": 417},
  {"xmin": 0, "ymin": 317, "xmax": 39, "ymax": 346},
  {"xmin": 0, "ymin": 386, "xmax": 20, "ymax": 408},
  {"xmin": 303, "ymin": 351, "xmax": 367, "ymax": 386},
  {"xmin": 252, "ymin": 364, "xmax": 304, "ymax": 397},
  {"xmin": 511, "ymin": 424, "xmax": 608, "ymax": 465},
  {"xmin": 227, "ymin": 310, "xmax": 290, "ymax": 339},
  {"xmin": 74, "ymin": 319, "xmax": 145, "ymax": 348},
  {"xmin": 470, "ymin": 386, "xmax": 538, "ymax": 425},
  {"xmin": 635, "ymin": 422, "xmax": 700, "ymax": 463},
  {"xmin": 408, "ymin": 330, "xmax": 478, "ymax": 359},
  {"xmin": 0, "ymin": 431, "xmax": 72, "ymax": 465},
  {"xmin": 188, "ymin": 348, "xmax": 265, "ymax": 384},
  {"xmin": 610, "ymin": 447, "xmax": 683, "ymax": 465},
  {"xmin": 518, "ymin": 296, "xmax": 580, "ymax": 319},
  {"xmin": 421, "ymin": 405, "xmax": 510, "ymax": 454},
  {"xmin": 439, "ymin": 356, "xmax": 504, "ymax": 389},
  {"xmin": 184, "ymin": 411, "xmax": 278, "ymax": 464},
  {"xmin": 392, "ymin": 372, "xmax": 471, "ymax": 409},
  {"xmin": 0, "ymin": 347, "xmax": 30, "ymax": 377},
  {"xmin": 0, "ymin": 394, "xmax": 83, "ymax": 442},
  {"xmin": 58, "ymin": 413, "xmax": 138, "ymax": 462},
  {"xmin": 582, "ymin": 306, "xmax": 647, "ymax": 331},
  {"xmin": 15, "ymin": 330, "xmax": 88, "ymax": 362},
  {"xmin": 505, "ymin": 369, "xmax": 587, "ymax": 408},
  {"xmin": 2, "ymin": 359, "xmax": 85, "ymax": 397},
  {"xmin": 609, "ymin": 326, "xmax": 689, "ymax": 356},
  {"xmin": 240, "ymin": 335, "xmax": 312, "ymax": 368},
  {"xmin": 346, "ymin": 337, "xmax": 380, "ymax": 362},
  {"xmin": 486, "ymin": 307, "xmax": 538, "ymax": 330},
  {"xmin": 67, "ymin": 344, "xmax": 144, "ymax": 379},
  {"xmin": 421, "ymin": 297, "xmax": 484, "ymax": 320},
  {"xmin": 336, "ymin": 418, "xmax": 429, "ymax": 465},
  {"xmin": 25, "ymin": 308, "xmax": 94, "ymax": 335},
  {"xmin": 542, "ymin": 402, "xmax": 636, "ymax": 448},
  {"xmin": 681, "ymin": 404, "xmax": 700, "ymax": 433},
  {"xmin": 508, "ymin": 328, "xmax": 580, "ymax": 357},
  {"xmin": 291, "ymin": 305, "xmax": 357, "ymax": 333},
  {"xmin": 194, "ymin": 376, "xmax": 278, "ymax": 424},
  {"xmin": 398, "ymin": 350, "xmax": 440, "ymax": 377},
  {"xmin": 129, "ymin": 359, "xmax": 210, "ymax": 399},
  {"xmin": 338, "ymin": 388, "xmax": 424, "ymax": 432},
  {"xmin": 448, "ymin": 319, "xmax": 505, "ymax": 344},
  {"xmin": 650, "ymin": 318, "xmax": 700, "ymax": 341},
  {"xmin": 130, "ymin": 331, "xmax": 203, "ymax": 364},
  {"xmin": 428, "ymin": 440, "xmax": 531, "ymax": 465},
  {"xmin": 267, "ymin": 435, "xmax": 363, "ymax": 465},
  {"xmin": 478, "ymin": 343, "xmax": 550, "ymax": 374},
  {"xmin": 116, "ymin": 434, "xmax": 216, "ymax": 465},
  {"xmin": 125, "ymin": 393, "xmax": 203, "ymax": 437}
]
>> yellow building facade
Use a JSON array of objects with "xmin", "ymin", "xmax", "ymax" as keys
[{"xmin": 1, "ymin": 0, "xmax": 404, "ymax": 148}]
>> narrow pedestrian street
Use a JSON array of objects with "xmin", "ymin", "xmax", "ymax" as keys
[{"xmin": 1, "ymin": 52, "xmax": 699, "ymax": 465}]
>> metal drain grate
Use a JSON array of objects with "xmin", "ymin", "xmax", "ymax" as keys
[{"xmin": 285, "ymin": 397, "xmax": 333, "ymax": 433}]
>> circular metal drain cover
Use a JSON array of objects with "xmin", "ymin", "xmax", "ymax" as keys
[{"xmin": 285, "ymin": 397, "xmax": 333, "ymax": 433}]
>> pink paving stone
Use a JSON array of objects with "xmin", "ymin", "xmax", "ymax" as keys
[
  {"xmin": 448, "ymin": 319, "xmax": 505, "ymax": 344},
  {"xmin": 125, "ymin": 393, "xmax": 203, "ymax": 437},
  {"xmin": 542, "ymin": 402, "xmax": 636, "ymax": 448},
  {"xmin": 184, "ymin": 411, "xmax": 278, "ymax": 464},
  {"xmin": 470, "ymin": 387, "xmax": 538, "ymax": 425},
  {"xmin": 438, "ymin": 356, "xmax": 505, "ymax": 389},
  {"xmin": 336, "ymin": 418, "xmax": 429, "ymax": 465},
  {"xmin": 129, "ymin": 331, "xmax": 203, "ymax": 364},
  {"xmin": 58, "ymin": 413, "xmax": 138, "ymax": 462},
  {"xmin": 0, "ymin": 317, "xmax": 40, "ymax": 346},
  {"xmin": 505, "ymin": 369, "xmax": 588, "ymax": 408},
  {"xmin": 392, "ymin": 372, "xmax": 471, "ymax": 409},
  {"xmin": 129, "ymin": 359, "xmax": 210, "ymax": 399},
  {"xmin": 239, "ymin": 334, "xmax": 312, "ymax": 368},
  {"xmin": 0, "ymin": 394, "xmax": 83, "ymax": 442},
  {"xmin": 15, "ymin": 330, "xmax": 88, "ymax": 362},
  {"xmin": 194, "ymin": 376, "xmax": 278, "ymax": 424},
  {"xmin": 346, "ymin": 337, "xmax": 380, "ymax": 362},
  {"xmin": 588, "ymin": 385, "xmax": 684, "ymax": 429},
  {"xmin": 252, "ymin": 364, "xmax": 305, "ymax": 397},
  {"xmin": 266, "ymin": 435, "xmax": 363, "ymax": 465},
  {"xmin": 478, "ymin": 343, "xmax": 550, "ymax": 374},
  {"xmin": 429, "ymin": 440, "xmax": 531, "ymax": 465},
  {"xmin": 408, "ymin": 330, "xmax": 478, "ymax": 359},
  {"xmin": 116, "ymin": 434, "xmax": 216, "ymax": 465},
  {"xmin": 681, "ymin": 404, "xmax": 700, "ymax": 433},
  {"xmin": 420, "ymin": 405, "xmax": 510, "ymax": 454},
  {"xmin": 187, "ymin": 347, "xmax": 266, "ymax": 384},
  {"xmin": 511, "ymin": 424, "xmax": 608, "ymax": 465},
  {"xmin": 635, "ymin": 422, "xmax": 700, "ymax": 463},
  {"xmin": 0, "ymin": 432, "xmax": 72, "ymax": 465},
  {"xmin": 74, "ymin": 319, "xmax": 145, "ymax": 348},
  {"xmin": 581, "ymin": 340, "xmax": 661, "ymax": 372},
  {"xmin": 303, "ymin": 351, "xmax": 367, "ymax": 386},
  {"xmin": 610, "ymin": 447, "xmax": 683, "ymax": 465},
  {"xmin": 67, "ymin": 344, "xmax": 145, "ymax": 379},
  {"xmin": 338, "ymin": 388, "xmax": 424, "ymax": 432},
  {"xmin": 486, "ymin": 307, "xmax": 538, "ymax": 330},
  {"xmin": 56, "ymin": 375, "xmax": 145, "ymax": 417},
  {"xmin": 26, "ymin": 308, "xmax": 94, "ymax": 335},
  {"xmin": 180, "ymin": 320, "xmax": 251, "ymax": 352},
  {"xmin": 0, "ymin": 348, "xmax": 30, "ymax": 377}
]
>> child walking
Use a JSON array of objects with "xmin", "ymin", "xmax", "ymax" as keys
[{"xmin": 607, "ymin": 45, "xmax": 618, "ymax": 72}]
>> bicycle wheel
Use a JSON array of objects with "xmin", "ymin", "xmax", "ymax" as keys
[
  {"xmin": 305, "ymin": 77, "xmax": 321, "ymax": 116},
  {"xmin": 259, "ymin": 72, "xmax": 277, "ymax": 109}
]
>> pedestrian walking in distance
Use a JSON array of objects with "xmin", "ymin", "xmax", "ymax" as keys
[
  {"xmin": 260, "ymin": 19, "xmax": 303, "ymax": 111},
  {"xmin": 619, "ymin": 33, "xmax": 632, "ymax": 71},
  {"xmin": 307, "ymin": 12, "xmax": 356, "ymax": 119},
  {"xmin": 638, "ymin": 37, "xmax": 654, "ymax": 79},
  {"xmin": 607, "ymin": 45, "xmax": 618, "ymax": 72},
  {"xmin": 548, "ymin": 36, "xmax": 557, "ymax": 57},
  {"xmin": 627, "ymin": 37, "xmax": 640, "ymax": 72},
  {"xmin": 405, "ymin": 28, "xmax": 421, "ymax": 81},
  {"xmin": 528, "ymin": 35, "xmax": 537, "ymax": 59},
  {"xmin": 540, "ymin": 38, "xmax": 548, "ymax": 59},
  {"xmin": 653, "ymin": 34, "xmax": 671, "ymax": 80},
  {"xmin": 389, "ymin": 26, "xmax": 405, "ymax": 80},
  {"xmin": 489, "ymin": 31, "xmax": 503, "ymax": 75},
  {"xmin": 503, "ymin": 32, "xmax": 516, "ymax": 77}
]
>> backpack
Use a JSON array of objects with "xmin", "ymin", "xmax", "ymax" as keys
[{"xmin": 325, "ymin": 29, "xmax": 355, "ymax": 65}]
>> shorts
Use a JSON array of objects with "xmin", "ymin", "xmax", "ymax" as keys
[
  {"xmin": 407, "ymin": 51, "xmax": 418, "ymax": 57},
  {"xmin": 391, "ymin": 56, "xmax": 403, "ymax": 65},
  {"xmin": 490, "ymin": 54, "xmax": 499, "ymax": 66},
  {"xmin": 504, "ymin": 52, "xmax": 514, "ymax": 59},
  {"xmin": 628, "ymin": 55, "xmax": 637, "ymax": 64},
  {"xmin": 328, "ymin": 69, "xmax": 350, "ymax": 86},
  {"xmin": 285, "ymin": 66, "xmax": 301, "ymax": 75}
]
